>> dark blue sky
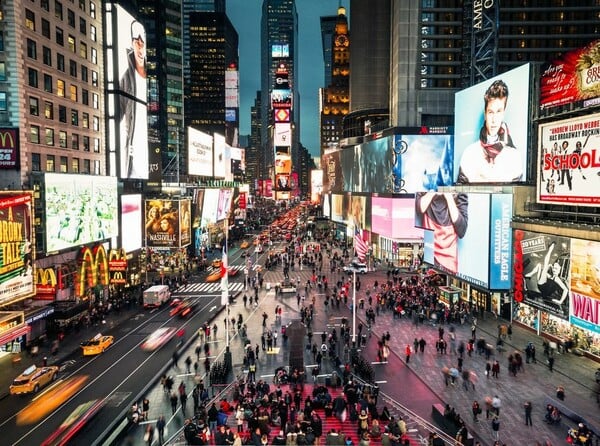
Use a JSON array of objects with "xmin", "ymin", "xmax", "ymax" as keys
[{"xmin": 227, "ymin": 0, "xmax": 349, "ymax": 158}]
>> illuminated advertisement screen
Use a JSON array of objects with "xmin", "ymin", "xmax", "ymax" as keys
[
  {"xmin": 272, "ymin": 44, "xmax": 289, "ymax": 58},
  {"xmin": 416, "ymin": 192, "xmax": 491, "ymax": 288},
  {"xmin": 179, "ymin": 199, "xmax": 191, "ymax": 248},
  {"xmin": 274, "ymin": 109, "xmax": 290, "ymax": 123},
  {"xmin": 274, "ymin": 123, "xmax": 291, "ymax": 146},
  {"xmin": 216, "ymin": 189, "xmax": 233, "ymax": 221},
  {"xmin": 192, "ymin": 188, "xmax": 205, "ymax": 228},
  {"xmin": 145, "ymin": 199, "xmax": 182, "ymax": 248},
  {"xmin": 265, "ymin": 179, "xmax": 273, "ymax": 197},
  {"xmin": 322, "ymin": 150, "xmax": 343, "ymax": 194},
  {"xmin": 331, "ymin": 194, "xmax": 349, "ymax": 223},
  {"xmin": 201, "ymin": 189, "xmax": 219, "ymax": 225},
  {"xmin": 540, "ymin": 40, "xmax": 600, "ymax": 110},
  {"xmin": 275, "ymin": 159, "xmax": 291, "ymax": 175},
  {"xmin": 513, "ymin": 230, "xmax": 570, "ymax": 320},
  {"xmin": 214, "ymin": 133, "xmax": 226, "ymax": 178},
  {"xmin": 272, "ymin": 89, "xmax": 292, "ymax": 109},
  {"xmin": 188, "ymin": 127, "xmax": 213, "ymax": 177},
  {"xmin": 322, "ymin": 194, "xmax": 331, "ymax": 219},
  {"xmin": 371, "ymin": 196, "xmax": 424, "ymax": 240},
  {"xmin": 0, "ymin": 192, "xmax": 35, "ymax": 304},
  {"xmin": 488, "ymin": 194, "xmax": 513, "ymax": 290},
  {"xmin": 0, "ymin": 128, "xmax": 19, "ymax": 169},
  {"xmin": 311, "ymin": 170, "xmax": 323, "ymax": 203},
  {"xmin": 276, "ymin": 174, "xmax": 291, "ymax": 191},
  {"xmin": 570, "ymin": 238, "xmax": 600, "ymax": 334},
  {"xmin": 45, "ymin": 174, "xmax": 118, "ymax": 252},
  {"xmin": 120, "ymin": 194, "xmax": 142, "ymax": 253},
  {"xmin": 115, "ymin": 5, "xmax": 148, "ymax": 180},
  {"xmin": 454, "ymin": 63, "xmax": 530, "ymax": 184},
  {"xmin": 341, "ymin": 132, "xmax": 454, "ymax": 193},
  {"xmin": 537, "ymin": 113, "xmax": 600, "ymax": 206}
]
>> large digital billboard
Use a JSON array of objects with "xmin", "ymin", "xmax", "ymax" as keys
[
  {"xmin": 454, "ymin": 63, "xmax": 530, "ymax": 184},
  {"xmin": 201, "ymin": 189, "xmax": 219, "ymax": 225},
  {"xmin": 0, "ymin": 192, "xmax": 35, "ymax": 304},
  {"xmin": 537, "ymin": 113, "xmax": 600, "ymax": 206},
  {"xmin": 114, "ymin": 5, "xmax": 148, "ymax": 180},
  {"xmin": 121, "ymin": 194, "xmax": 142, "ymax": 253},
  {"xmin": 0, "ymin": 128, "xmax": 19, "ymax": 169},
  {"xmin": 371, "ymin": 196, "xmax": 424, "ymax": 240},
  {"xmin": 216, "ymin": 189, "xmax": 233, "ymax": 221},
  {"xmin": 331, "ymin": 194, "xmax": 349, "ymax": 223},
  {"xmin": 145, "ymin": 199, "xmax": 190, "ymax": 248},
  {"xmin": 45, "ymin": 174, "xmax": 118, "ymax": 252},
  {"xmin": 540, "ymin": 40, "xmax": 600, "ymax": 110},
  {"xmin": 570, "ymin": 238, "xmax": 600, "ymax": 334},
  {"xmin": 322, "ymin": 150, "xmax": 343, "ymax": 194},
  {"xmin": 513, "ymin": 230, "xmax": 570, "ymax": 320},
  {"xmin": 214, "ymin": 133, "xmax": 226, "ymax": 179},
  {"xmin": 188, "ymin": 127, "xmax": 213, "ymax": 177}
]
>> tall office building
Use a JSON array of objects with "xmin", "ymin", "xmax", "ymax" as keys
[
  {"xmin": 260, "ymin": 0, "xmax": 298, "ymax": 186},
  {"xmin": 319, "ymin": 15, "xmax": 338, "ymax": 90},
  {"xmin": 185, "ymin": 11, "xmax": 239, "ymax": 152}
]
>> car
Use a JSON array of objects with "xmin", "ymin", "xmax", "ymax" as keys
[
  {"xmin": 10, "ymin": 365, "xmax": 59, "ymax": 395},
  {"xmin": 212, "ymin": 259, "xmax": 222, "ymax": 268},
  {"xmin": 170, "ymin": 301, "xmax": 195, "ymax": 318},
  {"xmin": 80, "ymin": 334, "xmax": 114, "ymax": 356},
  {"xmin": 343, "ymin": 261, "xmax": 368, "ymax": 274},
  {"xmin": 240, "ymin": 240, "xmax": 250, "ymax": 249},
  {"xmin": 140, "ymin": 327, "xmax": 177, "ymax": 351}
]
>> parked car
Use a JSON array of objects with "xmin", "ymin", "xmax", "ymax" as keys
[{"xmin": 343, "ymin": 261, "xmax": 368, "ymax": 274}]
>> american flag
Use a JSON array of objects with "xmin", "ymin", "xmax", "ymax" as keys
[
  {"xmin": 220, "ymin": 242, "xmax": 229, "ymax": 305},
  {"xmin": 354, "ymin": 227, "xmax": 369, "ymax": 262}
]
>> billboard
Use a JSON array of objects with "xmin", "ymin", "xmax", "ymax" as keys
[
  {"xmin": 179, "ymin": 199, "xmax": 191, "ymax": 247},
  {"xmin": 537, "ymin": 113, "xmax": 600, "ymax": 206},
  {"xmin": 271, "ymin": 89, "xmax": 292, "ymax": 109},
  {"xmin": 115, "ymin": 5, "xmax": 148, "ymax": 179},
  {"xmin": 274, "ymin": 123, "xmax": 291, "ymax": 146},
  {"xmin": 0, "ymin": 192, "xmax": 35, "ymax": 304},
  {"xmin": 121, "ymin": 194, "xmax": 142, "ymax": 253},
  {"xmin": 513, "ymin": 230, "xmax": 570, "ymax": 319},
  {"xmin": 192, "ymin": 188, "xmax": 205, "ymax": 228},
  {"xmin": 322, "ymin": 150, "xmax": 343, "ymax": 194},
  {"xmin": 570, "ymin": 238, "xmax": 600, "ymax": 334},
  {"xmin": 145, "ymin": 199, "xmax": 190, "ymax": 248},
  {"xmin": 276, "ymin": 174, "xmax": 291, "ymax": 191},
  {"xmin": 488, "ymin": 194, "xmax": 513, "ymax": 290},
  {"xmin": 214, "ymin": 133, "xmax": 226, "ymax": 178},
  {"xmin": 0, "ymin": 128, "xmax": 19, "ymax": 169},
  {"xmin": 454, "ymin": 63, "xmax": 530, "ymax": 184},
  {"xmin": 371, "ymin": 196, "xmax": 424, "ymax": 240},
  {"xmin": 540, "ymin": 40, "xmax": 600, "ymax": 110},
  {"xmin": 331, "ymin": 194, "xmax": 349, "ymax": 223},
  {"xmin": 45, "ymin": 174, "xmax": 119, "ymax": 252},
  {"xmin": 216, "ymin": 189, "xmax": 233, "ymax": 221},
  {"xmin": 311, "ymin": 170, "xmax": 323, "ymax": 203},
  {"xmin": 201, "ymin": 189, "xmax": 219, "ymax": 225},
  {"xmin": 416, "ymin": 192, "xmax": 494, "ymax": 288},
  {"xmin": 188, "ymin": 127, "xmax": 213, "ymax": 177}
]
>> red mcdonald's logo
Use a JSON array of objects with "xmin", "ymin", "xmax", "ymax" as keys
[
  {"xmin": 108, "ymin": 248, "xmax": 128, "ymax": 272},
  {"xmin": 36, "ymin": 268, "xmax": 57, "ymax": 295},
  {"xmin": 77, "ymin": 245, "xmax": 109, "ymax": 297}
]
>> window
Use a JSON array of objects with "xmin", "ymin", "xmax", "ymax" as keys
[
  {"xmin": 32, "ymin": 153, "xmax": 41, "ymax": 171},
  {"xmin": 90, "ymin": 2, "xmax": 96, "ymax": 19},
  {"xmin": 57, "ymin": 53, "xmax": 65, "ymax": 71},
  {"xmin": 45, "ymin": 128, "xmax": 55, "ymax": 146},
  {"xmin": 41, "ymin": 0, "xmax": 50, "ymax": 11},
  {"xmin": 42, "ymin": 19, "xmax": 51, "ymax": 38},
  {"xmin": 70, "ymin": 84, "xmax": 77, "ymax": 101},
  {"xmin": 93, "ymin": 138, "xmax": 100, "ymax": 153},
  {"xmin": 0, "ymin": 32, "xmax": 3, "ymax": 51},
  {"xmin": 44, "ymin": 101, "xmax": 54, "ymax": 119},
  {"xmin": 92, "ymin": 116, "xmax": 99, "ymax": 131},
  {"xmin": 92, "ymin": 92, "xmax": 98, "ymax": 109},
  {"xmin": 71, "ymin": 109, "xmax": 78, "ymax": 125},
  {"xmin": 30, "ymin": 125, "xmax": 40, "ymax": 144},
  {"xmin": 79, "ymin": 0, "xmax": 86, "ymax": 12},
  {"xmin": 69, "ymin": 59, "xmax": 77, "ymax": 77},
  {"xmin": 59, "ymin": 130, "xmax": 67, "ymax": 148},
  {"xmin": 81, "ymin": 65, "xmax": 88, "ymax": 82},
  {"xmin": 91, "ymin": 70, "xmax": 98, "ymax": 87},
  {"xmin": 25, "ymin": 9, "xmax": 36, "ymax": 31},
  {"xmin": 71, "ymin": 157, "xmax": 79, "ymax": 172},
  {"xmin": 93, "ymin": 159, "xmax": 100, "ymax": 175},
  {"xmin": 82, "ymin": 112, "xmax": 89, "ymax": 128},
  {"xmin": 0, "ymin": 62, "xmax": 5, "ymax": 81},
  {"xmin": 55, "ymin": 1, "xmax": 63, "ymax": 20},
  {"xmin": 28, "ymin": 68, "xmax": 38, "ymax": 88},
  {"xmin": 67, "ymin": 9, "xmax": 75, "ymax": 27},
  {"xmin": 79, "ymin": 17, "xmax": 86, "ymax": 35},
  {"xmin": 90, "ymin": 47, "xmax": 97, "ymax": 64},
  {"xmin": 44, "ymin": 74, "xmax": 53, "ymax": 93},
  {"xmin": 82, "ymin": 89, "xmax": 89, "ymax": 105},
  {"xmin": 83, "ymin": 158, "xmax": 90, "ymax": 173},
  {"xmin": 43, "ymin": 46, "xmax": 52, "ymax": 66},
  {"xmin": 67, "ymin": 35, "xmax": 75, "ymax": 53},
  {"xmin": 56, "ymin": 27, "xmax": 64, "ymax": 46},
  {"xmin": 71, "ymin": 133, "xmax": 79, "ymax": 150},
  {"xmin": 29, "ymin": 97, "xmax": 39, "ymax": 116},
  {"xmin": 82, "ymin": 135, "xmax": 89, "ymax": 151},
  {"xmin": 58, "ymin": 105, "xmax": 67, "ymax": 122},
  {"xmin": 90, "ymin": 25, "xmax": 96, "ymax": 42},
  {"xmin": 27, "ymin": 39, "xmax": 37, "ymax": 59},
  {"xmin": 57, "ymin": 79, "xmax": 65, "ymax": 97},
  {"xmin": 0, "ymin": 92, "xmax": 5, "ymax": 111},
  {"xmin": 79, "ymin": 42, "xmax": 87, "ymax": 59},
  {"xmin": 46, "ymin": 154, "xmax": 55, "ymax": 172},
  {"xmin": 60, "ymin": 156, "xmax": 68, "ymax": 172}
]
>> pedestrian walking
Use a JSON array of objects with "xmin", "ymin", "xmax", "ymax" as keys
[
  {"xmin": 185, "ymin": 355, "xmax": 192, "ymax": 374},
  {"xmin": 492, "ymin": 395, "xmax": 501, "ymax": 415},
  {"xmin": 548, "ymin": 355, "xmax": 555, "ymax": 372},
  {"xmin": 144, "ymin": 424, "xmax": 155, "ymax": 446},
  {"xmin": 405, "ymin": 344, "xmax": 411, "ymax": 363},
  {"xmin": 491, "ymin": 415, "xmax": 500, "ymax": 441},
  {"xmin": 524, "ymin": 401, "xmax": 532, "ymax": 426},
  {"xmin": 141, "ymin": 397, "xmax": 150, "ymax": 421},
  {"xmin": 472, "ymin": 400, "xmax": 481, "ymax": 422},
  {"xmin": 170, "ymin": 391, "xmax": 178, "ymax": 414},
  {"xmin": 172, "ymin": 350, "xmax": 179, "ymax": 369},
  {"xmin": 156, "ymin": 415, "xmax": 166, "ymax": 445}
]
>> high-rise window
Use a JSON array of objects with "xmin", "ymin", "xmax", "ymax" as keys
[
  {"xmin": 46, "ymin": 154, "xmax": 55, "ymax": 172},
  {"xmin": 25, "ymin": 9, "xmax": 36, "ymax": 31},
  {"xmin": 71, "ymin": 157, "xmax": 79, "ymax": 172},
  {"xmin": 42, "ymin": 19, "xmax": 50, "ymax": 38},
  {"xmin": 56, "ymin": 27, "xmax": 64, "ymax": 46},
  {"xmin": 79, "ymin": 17, "xmax": 86, "ymax": 35},
  {"xmin": 30, "ymin": 125, "xmax": 40, "ymax": 144},
  {"xmin": 0, "ymin": 93, "xmax": 6, "ymax": 111},
  {"xmin": 44, "ymin": 101, "xmax": 53, "ymax": 119},
  {"xmin": 67, "ymin": 9, "xmax": 75, "ymax": 28},
  {"xmin": 60, "ymin": 156, "xmax": 68, "ymax": 172},
  {"xmin": 32, "ymin": 153, "xmax": 41, "ymax": 171},
  {"xmin": 72, "ymin": 133, "xmax": 79, "ymax": 150},
  {"xmin": 59, "ymin": 105, "xmax": 67, "ymax": 122},
  {"xmin": 70, "ymin": 85, "xmax": 78, "ymax": 101},
  {"xmin": 28, "ymin": 68, "xmax": 38, "ymax": 88},
  {"xmin": 68, "ymin": 35, "xmax": 76, "ymax": 53},
  {"xmin": 55, "ymin": 1, "xmax": 63, "ymax": 20},
  {"xmin": 44, "ymin": 74, "xmax": 53, "ymax": 92},
  {"xmin": 27, "ymin": 39, "xmax": 37, "ymax": 59},
  {"xmin": 59, "ymin": 130, "xmax": 67, "ymax": 148},
  {"xmin": 29, "ymin": 97, "xmax": 39, "ymax": 116},
  {"xmin": 57, "ymin": 79, "xmax": 65, "ymax": 97},
  {"xmin": 43, "ymin": 46, "xmax": 52, "ymax": 66},
  {"xmin": 45, "ymin": 128, "xmax": 55, "ymax": 146}
]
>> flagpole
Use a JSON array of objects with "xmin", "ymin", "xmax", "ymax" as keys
[{"xmin": 225, "ymin": 219, "xmax": 230, "ymax": 349}]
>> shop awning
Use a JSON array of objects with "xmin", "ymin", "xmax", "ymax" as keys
[{"xmin": 0, "ymin": 325, "xmax": 31, "ymax": 346}]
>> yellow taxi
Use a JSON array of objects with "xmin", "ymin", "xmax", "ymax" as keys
[
  {"xmin": 80, "ymin": 333, "xmax": 114, "ymax": 356},
  {"xmin": 240, "ymin": 240, "xmax": 249, "ymax": 249},
  {"xmin": 10, "ymin": 364, "xmax": 59, "ymax": 395},
  {"xmin": 211, "ymin": 258, "xmax": 222, "ymax": 268}
]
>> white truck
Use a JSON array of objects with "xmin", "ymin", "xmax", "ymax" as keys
[{"xmin": 143, "ymin": 285, "xmax": 171, "ymax": 308}]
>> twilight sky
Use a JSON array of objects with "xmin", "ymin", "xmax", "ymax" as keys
[{"xmin": 227, "ymin": 0, "xmax": 350, "ymax": 158}]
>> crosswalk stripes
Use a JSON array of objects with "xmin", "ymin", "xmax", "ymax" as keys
[
  {"xmin": 205, "ymin": 264, "xmax": 258, "ymax": 274},
  {"xmin": 174, "ymin": 282, "xmax": 245, "ymax": 294}
]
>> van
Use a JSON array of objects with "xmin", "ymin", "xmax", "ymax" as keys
[{"xmin": 143, "ymin": 285, "xmax": 171, "ymax": 308}]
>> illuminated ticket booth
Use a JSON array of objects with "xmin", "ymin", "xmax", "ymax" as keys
[
  {"xmin": 438, "ymin": 286, "xmax": 463, "ymax": 308},
  {"xmin": 0, "ymin": 312, "xmax": 30, "ymax": 357}
]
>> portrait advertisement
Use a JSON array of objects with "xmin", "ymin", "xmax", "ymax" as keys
[
  {"xmin": 570, "ymin": 238, "xmax": 600, "ymax": 334},
  {"xmin": 514, "ymin": 230, "xmax": 570, "ymax": 319},
  {"xmin": 116, "ymin": 7, "xmax": 149, "ymax": 180},
  {"xmin": 454, "ymin": 63, "xmax": 530, "ymax": 184},
  {"xmin": 145, "ymin": 199, "xmax": 179, "ymax": 248},
  {"xmin": 348, "ymin": 195, "xmax": 366, "ymax": 233},
  {"xmin": 179, "ymin": 199, "xmax": 191, "ymax": 248},
  {"xmin": 322, "ymin": 150, "xmax": 343, "ymax": 194},
  {"xmin": 276, "ymin": 174, "xmax": 291, "ymax": 191}
]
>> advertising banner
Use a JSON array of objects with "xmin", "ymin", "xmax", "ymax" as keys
[
  {"xmin": 201, "ymin": 189, "xmax": 219, "ymax": 225},
  {"xmin": 570, "ymin": 238, "xmax": 600, "ymax": 334},
  {"xmin": 214, "ymin": 133, "xmax": 227, "ymax": 178},
  {"xmin": 0, "ymin": 192, "xmax": 35, "ymax": 305},
  {"xmin": 0, "ymin": 128, "xmax": 19, "ymax": 169},
  {"xmin": 513, "ymin": 230, "xmax": 570, "ymax": 320},
  {"xmin": 145, "ymin": 199, "xmax": 180, "ymax": 248},
  {"xmin": 311, "ymin": 170, "xmax": 323, "ymax": 204},
  {"xmin": 179, "ymin": 199, "xmax": 191, "ymax": 248},
  {"xmin": 45, "ymin": 174, "xmax": 119, "ymax": 252},
  {"xmin": 120, "ymin": 194, "xmax": 142, "ymax": 253},
  {"xmin": 540, "ymin": 40, "xmax": 600, "ymax": 110},
  {"xmin": 537, "ymin": 113, "xmax": 600, "ymax": 206},
  {"xmin": 274, "ymin": 123, "xmax": 291, "ymax": 146},
  {"xmin": 488, "ymin": 194, "xmax": 513, "ymax": 290},
  {"xmin": 371, "ymin": 196, "xmax": 423, "ymax": 240},
  {"xmin": 216, "ymin": 189, "xmax": 233, "ymax": 221},
  {"xmin": 192, "ymin": 188, "xmax": 205, "ymax": 229},
  {"xmin": 331, "ymin": 194, "xmax": 349, "ymax": 224},
  {"xmin": 322, "ymin": 150, "xmax": 343, "ymax": 194},
  {"xmin": 454, "ymin": 63, "xmax": 530, "ymax": 184},
  {"xmin": 188, "ymin": 127, "xmax": 213, "ymax": 177}
]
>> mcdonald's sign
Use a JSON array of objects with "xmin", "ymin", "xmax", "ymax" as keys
[
  {"xmin": 0, "ymin": 128, "xmax": 19, "ymax": 169},
  {"xmin": 36, "ymin": 268, "xmax": 57, "ymax": 295},
  {"xmin": 110, "ymin": 271, "xmax": 127, "ymax": 285},
  {"xmin": 108, "ymin": 248, "xmax": 128, "ymax": 272},
  {"xmin": 76, "ymin": 245, "xmax": 109, "ymax": 297}
]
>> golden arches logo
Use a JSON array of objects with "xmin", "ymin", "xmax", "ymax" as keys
[
  {"xmin": 77, "ymin": 245, "xmax": 109, "ymax": 297},
  {"xmin": 36, "ymin": 268, "xmax": 57, "ymax": 286},
  {"xmin": 0, "ymin": 130, "xmax": 16, "ymax": 148}
]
